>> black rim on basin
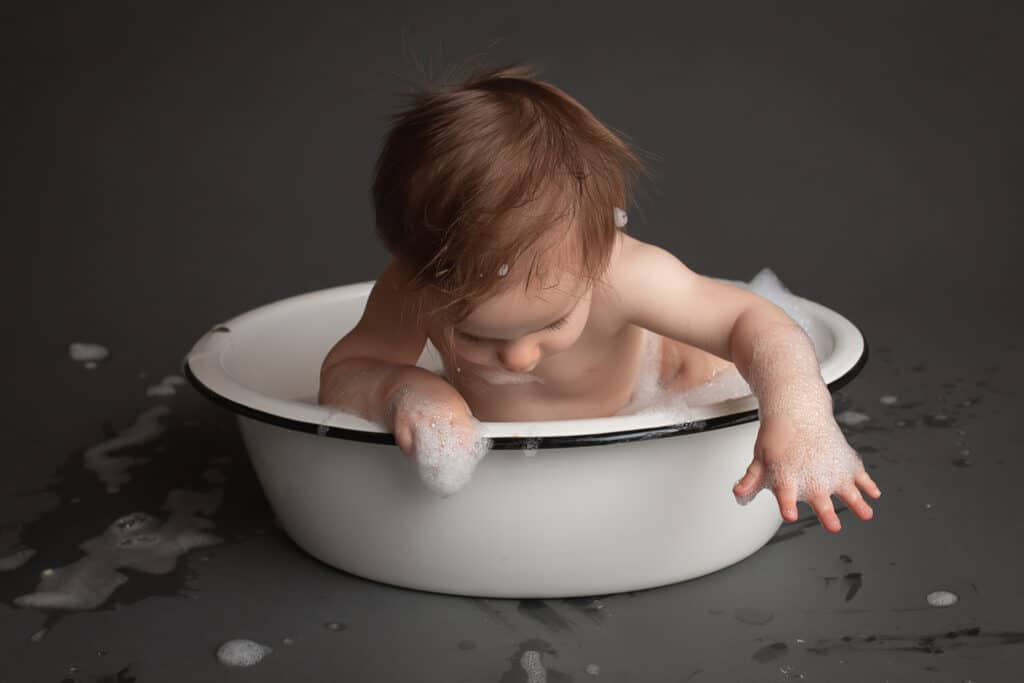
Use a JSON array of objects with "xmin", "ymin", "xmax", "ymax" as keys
[{"xmin": 183, "ymin": 336, "xmax": 869, "ymax": 450}]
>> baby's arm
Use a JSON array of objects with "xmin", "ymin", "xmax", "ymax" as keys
[
  {"xmin": 318, "ymin": 259, "xmax": 489, "ymax": 495},
  {"xmin": 612, "ymin": 239, "xmax": 881, "ymax": 532}
]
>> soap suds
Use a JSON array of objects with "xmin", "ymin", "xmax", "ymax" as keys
[
  {"xmin": 389, "ymin": 388, "xmax": 491, "ymax": 497},
  {"xmin": 84, "ymin": 405, "xmax": 170, "ymax": 493},
  {"xmin": 471, "ymin": 367, "xmax": 544, "ymax": 385},
  {"xmin": 69, "ymin": 343, "xmax": 109, "ymax": 363},
  {"xmin": 613, "ymin": 207, "xmax": 628, "ymax": 228},
  {"xmin": 520, "ymin": 650, "xmax": 547, "ymax": 683},
  {"xmin": 14, "ymin": 489, "xmax": 222, "ymax": 610},
  {"xmin": 0, "ymin": 547, "xmax": 36, "ymax": 570},
  {"xmin": 927, "ymin": 590, "xmax": 958, "ymax": 607},
  {"xmin": 146, "ymin": 375, "xmax": 186, "ymax": 398},
  {"xmin": 835, "ymin": 410, "xmax": 871, "ymax": 426},
  {"xmin": 216, "ymin": 639, "xmax": 271, "ymax": 666}
]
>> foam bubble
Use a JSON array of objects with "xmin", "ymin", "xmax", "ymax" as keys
[
  {"xmin": 586, "ymin": 663, "xmax": 601, "ymax": 675},
  {"xmin": 677, "ymin": 365, "xmax": 751, "ymax": 406},
  {"xmin": 14, "ymin": 489, "xmax": 222, "ymax": 610},
  {"xmin": 471, "ymin": 367, "xmax": 544, "ymax": 385},
  {"xmin": 520, "ymin": 650, "xmax": 547, "ymax": 683},
  {"xmin": 146, "ymin": 375, "xmax": 185, "ymax": 397},
  {"xmin": 521, "ymin": 438, "xmax": 540, "ymax": 457},
  {"xmin": 84, "ymin": 405, "xmax": 170, "ymax": 493},
  {"xmin": 69, "ymin": 343, "xmax": 109, "ymax": 362},
  {"xmin": 391, "ymin": 389, "xmax": 492, "ymax": 497},
  {"xmin": 926, "ymin": 590, "xmax": 958, "ymax": 607},
  {"xmin": 0, "ymin": 547, "xmax": 36, "ymax": 570},
  {"xmin": 880, "ymin": 395, "xmax": 899, "ymax": 405},
  {"xmin": 741, "ymin": 268, "xmax": 814, "ymax": 335},
  {"xmin": 835, "ymin": 410, "xmax": 871, "ymax": 426},
  {"xmin": 613, "ymin": 207, "xmax": 628, "ymax": 228},
  {"xmin": 216, "ymin": 639, "xmax": 271, "ymax": 667}
]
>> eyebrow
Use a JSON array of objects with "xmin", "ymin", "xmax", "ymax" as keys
[{"xmin": 457, "ymin": 302, "xmax": 576, "ymax": 341}]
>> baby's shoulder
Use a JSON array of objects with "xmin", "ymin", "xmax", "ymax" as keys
[
  {"xmin": 602, "ymin": 233, "xmax": 668, "ymax": 298},
  {"xmin": 593, "ymin": 233, "xmax": 658, "ymax": 328}
]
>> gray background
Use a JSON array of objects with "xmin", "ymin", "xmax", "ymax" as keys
[{"xmin": 3, "ymin": 1, "xmax": 1023, "ymax": 681}]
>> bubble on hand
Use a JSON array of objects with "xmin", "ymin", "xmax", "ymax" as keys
[
  {"xmin": 735, "ymin": 418, "xmax": 865, "ymax": 507},
  {"xmin": 393, "ymin": 391, "xmax": 492, "ymax": 496}
]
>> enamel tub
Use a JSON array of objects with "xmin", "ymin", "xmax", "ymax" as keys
[{"xmin": 184, "ymin": 279, "xmax": 867, "ymax": 598}]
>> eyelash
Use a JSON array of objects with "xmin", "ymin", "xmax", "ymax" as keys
[{"xmin": 459, "ymin": 318, "xmax": 566, "ymax": 342}]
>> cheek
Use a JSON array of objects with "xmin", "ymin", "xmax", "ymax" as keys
[
  {"xmin": 453, "ymin": 339, "xmax": 489, "ymax": 362},
  {"xmin": 544, "ymin": 325, "xmax": 585, "ymax": 354}
]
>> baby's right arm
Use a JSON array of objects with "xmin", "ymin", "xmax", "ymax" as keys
[
  {"xmin": 318, "ymin": 258, "xmax": 455, "ymax": 426},
  {"xmin": 318, "ymin": 260, "xmax": 489, "ymax": 494}
]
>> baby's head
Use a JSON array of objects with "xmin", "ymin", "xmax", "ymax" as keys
[{"xmin": 371, "ymin": 62, "xmax": 649, "ymax": 375}]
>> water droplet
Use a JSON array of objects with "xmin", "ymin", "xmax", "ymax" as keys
[
  {"xmin": 282, "ymin": 637, "xmax": 294, "ymax": 646},
  {"xmin": 923, "ymin": 414, "xmax": 952, "ymax": 427},
  {"xmin": 835, "ymin": 410, "xmax": 870, "ymax": 426},
  {"xmin": 324, "ymin": 621, "xmax": 346, "ymax": 632},
  {"xmin": 879, "ymin": 395, "xmax": 898, "ymax": 405},
  {"xmin": 586, "ymin": 663, "xmax": 601, "ymax": 676},
  {"xmin": 68, "ymin": 666, "xmax": 79, "ymax": 674}
]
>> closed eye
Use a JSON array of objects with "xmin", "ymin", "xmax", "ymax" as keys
[{"xmin": 457, "ymin": 317, "xmax": 567, "ymax": 343}]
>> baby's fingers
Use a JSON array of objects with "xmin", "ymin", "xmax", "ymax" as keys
[
  {"xmin": 808, "ymin": 492, "xmax": 842, "ymax": 533},
  {"xmin": 855, "ymin": 470, "xmax": 882, "ymax": 499},
  {"xmin": 733, "ymin": 459, "xmax": 765, "ymax": 497},
  {"xmin": 838, "ymin": 483, "xmax": 874, "ymax": 521},
  {"xmin": 775, "ymin": 484, "xmax": 799, "ymax": 523}
]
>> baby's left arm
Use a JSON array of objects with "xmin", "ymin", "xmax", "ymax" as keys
[{"xmin": 614, "ymin": 240, "xmax": 881, "ymax": 532}]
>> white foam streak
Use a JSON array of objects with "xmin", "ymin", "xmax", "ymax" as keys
[
  {"xmin": 84, "ymin": 405, "xmax": 170, "ymax": 493},
  {"xmin": 69, "ymin": 343, "xmax": 109, "ymax": 362},
  {"xmin": 471, "ymin": 368, "xmax": 544, "ymax": 385},
  {"xmin": 14, "ymin": 489, "xmax": 223, "ymax": 611}
]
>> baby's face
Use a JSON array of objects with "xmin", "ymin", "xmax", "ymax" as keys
[{"xmin": 445, "ymin": 272, "xmax": 593, "ymax": 382}]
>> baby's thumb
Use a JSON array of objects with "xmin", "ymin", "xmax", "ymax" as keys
[{"xmin": 733, "ymin": 460, "xmax": 765, "ymax": 505}]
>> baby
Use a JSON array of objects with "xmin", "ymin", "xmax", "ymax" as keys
[{"xmin": 319, "ymin": 63, "xmax": 881, "ymax": 533}]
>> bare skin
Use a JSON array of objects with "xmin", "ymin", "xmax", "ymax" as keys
[{"xmin": 320, "ymin": 230, "xmax": 882, "ymax": 531}]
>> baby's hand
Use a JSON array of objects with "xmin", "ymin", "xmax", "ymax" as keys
[
  {"xmin": 732, "ymin": 413, "xmax": 881, "ymax": 532},
  {"xmin": 387, "ymin": 383, "xmax": 491, "ymax": 497}
]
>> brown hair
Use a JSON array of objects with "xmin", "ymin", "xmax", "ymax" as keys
[{"xmin": 371, "ymin": 61, "xmax": 652, "ymax": 358}]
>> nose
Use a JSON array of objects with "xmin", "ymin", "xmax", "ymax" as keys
[{"xmin": 498, "ymin": 341, "xmax": 540, "ymax": 373}]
